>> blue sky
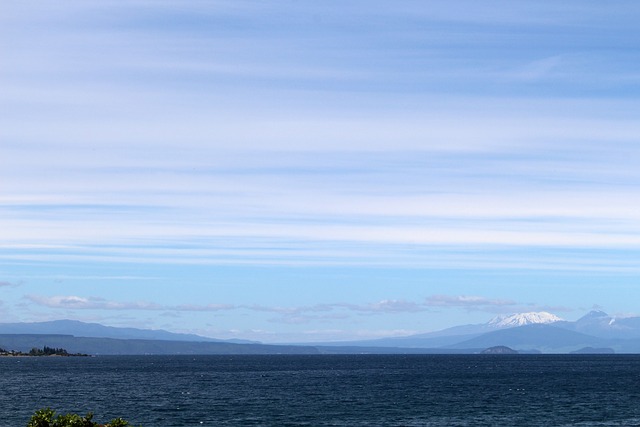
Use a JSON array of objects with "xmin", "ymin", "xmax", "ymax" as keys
[{"xmin": 1, "ymin": 1, "xmax": 640, "ymax": 342}]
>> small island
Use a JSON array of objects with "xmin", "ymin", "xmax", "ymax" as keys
[
  {"xmin": 480, "ymin": 345, "xmax": 519, "ymax": 354},
  {"xmin": 569, "ymin": 347, "xmax": 615, "ymax": 354},
  {"xmin": 0, "ymin": 345, "xmax": 89, "ymax": 357}
]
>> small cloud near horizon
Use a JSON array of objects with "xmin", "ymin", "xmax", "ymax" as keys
[
  {"xmin": 25, "ymin": 294, "xmax": 235, "ymax": 312},
  {"xmin": 0, "ymin": 280, "xmax": 21, "ymax": 288},
  {"xmin": 425, "ymin": 295, "xmax": 517, "ymax": 310}
]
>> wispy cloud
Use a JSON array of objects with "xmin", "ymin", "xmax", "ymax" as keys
[
  {"xmin": 25, "ymin": 295, "xmax": 163, "ymax": 310},
  {"xmin": 3, "ymin": 0, "xmax": 640, "ymax": 340},
  {"xmin": 526, "ymin": 304, "xmax": 574, "ymax": 314},
  {"xmin": 424, "ymin": 295, "xmax": 575, "ymax": 316},
  {"xmin": 24, "ymin": 295, "xmax": 235, "ymax": 312},
  {"xmin": 26, "ymin": 294, "xmax": 429, "ymax": 315},
  {"xmin": 348, "ymin": 300, "xmax": 426, "ymax": 314},
  {"xmin": 507, "ymin": 55, "xmax": 567, "ymax": 82},
  {"xmin": 171, "ymin": 303, "xmax": 238, "ymax": 312},
  {"xmin": 0, "ymin": 280, "xmax": 21, "ymax": 288},
  {"xmin": 26, "ymin": 293, "xmax": 521, "ymax": 318},
  {"xmin": 267, "ymin": 313, "xmax": 351, "ymax": 325},
  {"xmin": 425, "ymin": 295, "xmax": 518, "ymax": 310}
]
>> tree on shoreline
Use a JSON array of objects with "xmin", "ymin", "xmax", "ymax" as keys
[
  {"xmin": 0, "ymin": 346, "xmax": 88, "ymax": 357},
  {"xmin": 29, "ymin": 346, "xmax": 69, "ymax": 356}
]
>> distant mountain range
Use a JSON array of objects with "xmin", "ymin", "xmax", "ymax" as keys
[
  {"xmin": 0, "ymin": 319, "xmax": 256, "ymax": 344},
  {"xmin": 317, "ymin": 310, "xmax": 640, "ymax": 353},
  {"xmin": 0, "ymin": 319, "xmax": 215, "ymax": 342},
  {"xmin": 3, "ymin": 311, "xmax": 640, "ymax": 354},
  {"xmin": 0, "ymin": 320, "xmax": 293, "ymax": 355}
]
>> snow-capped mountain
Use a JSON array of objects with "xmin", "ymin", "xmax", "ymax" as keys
[
  {"xmin": 293, "ymin": 310, "xmax": 640, "ymax": 353},
  {"xmin": 572, "ymin": 310, "xmax": 612, "ymax": 331},
  {"xmin": 488, "ymin": 312, "xmax": 564, "ymax": 328},
  {"xmin": 559, "ymin": 310, "xmax": 640, "ymax": 339}
]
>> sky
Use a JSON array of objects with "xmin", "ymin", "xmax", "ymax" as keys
[{"xmin": 1, "ymin": 1, "xmax": 640, "ymax": 343}]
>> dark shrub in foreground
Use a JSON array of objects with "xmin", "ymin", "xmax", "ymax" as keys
[{"xmin": 27, "ymin": 408, "xmax": 133, "ymax": 427}]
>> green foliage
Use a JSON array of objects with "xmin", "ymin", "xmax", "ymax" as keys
[
  {"xmin": 27, "ymin": 408, "xmax": 55, "ymax": 427},
  {"xmin": 27, "ymin": 409, "xmax": 133, "ymax": 427},
  {"xmin": 28, "ymin": 346, "xmax": 69, "ymax": 356},
  {"xmin": 105, "ymin": 419, "xmax": 131, "ymax": 427},
  {"xmin": 51, "ymin": 413, "xmax": 94, "ymax": 427}
]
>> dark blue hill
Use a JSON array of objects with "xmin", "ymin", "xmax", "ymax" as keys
[
  {"xmin": 0, "ymin": 319, "xmax": 257, "ymax": 343},
  {"xmin": 446, "ymin": 324, "xmax": 616, "ymax": 352},
  {"xmin": 0, "ymin": 334, "xmax": 317, "ymax": 355}
]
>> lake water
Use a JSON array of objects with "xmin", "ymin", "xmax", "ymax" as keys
[{"xmin": 2, "ymin": 354, "xmax": 640, "ymax": 426}]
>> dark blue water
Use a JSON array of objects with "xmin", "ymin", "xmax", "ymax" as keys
[{"xmin": 2, "ymin": 355, "xmax": 640, "ymax": 426}]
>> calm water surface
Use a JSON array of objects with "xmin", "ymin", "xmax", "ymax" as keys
[{"xmin": 2, "ymin": 354, "xmax": 640, "ymax": 426}]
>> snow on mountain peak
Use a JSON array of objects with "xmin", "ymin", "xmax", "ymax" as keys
[
  {"xmin": 582, "ymin": 310, "xmax": 609, "ymax": 319},
  {"xmin": 488, "ymin": 312, "xmax": 564, "ymax": 328}
]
